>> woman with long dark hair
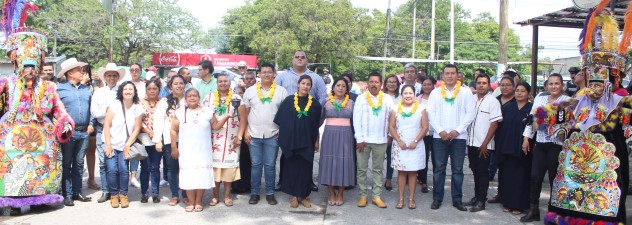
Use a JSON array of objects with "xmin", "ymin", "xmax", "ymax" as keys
[{"xmin": 153, "ymin": 75, "xmax": 188, "ymax": 206}]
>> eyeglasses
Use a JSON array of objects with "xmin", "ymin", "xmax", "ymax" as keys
[
  {"xmin": 294, "ymin": 56, "xmax": 306, "ymax": 59},
  {"xmin": 130, "ymin": 69, "xmax": 141, "ymax": 72}
]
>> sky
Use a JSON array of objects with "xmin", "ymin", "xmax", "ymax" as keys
[{"xmin": 177, "ymin": 0, "xmax": 582, "ymax": 60}]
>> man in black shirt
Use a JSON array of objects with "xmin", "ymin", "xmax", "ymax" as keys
[{"xmin": 565, "ymin": 67, "xmax": 580, "ymax": 96}]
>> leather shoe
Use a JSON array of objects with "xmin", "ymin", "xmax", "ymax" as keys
[
  {"xmin": 266, "ymin": 195, "xmax": 277, "ymax": 205},
  {"xmin": 357, "ymin": 196, "xmax": 368, "ymax": 207},
  {"xmin": 470, "ymin": 201, "xmax": 485, "ymax": 212},
  {"xmin": 488, "ymin": 194, "xmax": 501, "ymax": 204},
  {"xmin": 140, "ymin": 194, "xmax": 149, "ymax": 203},
  {"xmin": 430, "ymin": 200, "xmax": 441, "ymax": 210},
  {"xmin": 97, "ymin": 193, "xmax": 111, "ymax": 203},
  {"xmin": 463, "ymin": 196, "xmax": 477, "ymax": 206},
  {"xmin": 371, "ymin": 198, "xmax": 387, "ymax": 208},
  {"xmin": 63, "ymin": 197, "xmax": 74, "ymax": 206},
  {"xmin": 152, "ymin": 195, "xmax": 161, "ymax": 203},
  {"xmin": 249, "ymin": 195, "xmax": 260, "ymax": 204},
  {"xmin": 310, "ymin": 183, "xmax": 318, "ymax": 192},
  {"xmin": 453, "ymin": 202, "xmax": 468, "ymax": 211},
  {"xmin": 72, "ymin": 193, "xmax": 92, "ymax": 202}
]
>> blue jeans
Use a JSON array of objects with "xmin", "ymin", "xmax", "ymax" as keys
[
  {"xmin": 130, "ymin": 160, "xmax": 139, "ymax": 175},
  {"xmin": 249, "ymin": 137, "xmax": 279, "ymax": 196},
  {"xmin": 106, "ymin": 150, "xmax": 129, "ymax": 195},
  {"xmin": 140, "ymin": 145, "xmax": 162, "ymax": 196},
  {"xmin": 95, "ymin": 127, "xmax": 109, "ymax": 193},
  {"xmin": 61, "ymin": 130, "xmax": 89, "ymax": 197},
  {"xmin": 432, "ymin": 138, "xmax": 466, "ymax": 203},
  {"xmin": 162, "ymin": 144, "xmax": 187, "ymax": 199}
]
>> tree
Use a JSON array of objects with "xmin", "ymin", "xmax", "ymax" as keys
[
  {"xmin": 221, "ymin": 0, "xmax": 370, "ymax": 71},
  {"xmin": 32, "ymin": 0, "xmax": 203, "ymax": 67}
]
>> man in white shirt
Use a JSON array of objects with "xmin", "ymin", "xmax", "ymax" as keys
[
  {"xmin": 427, "ymin": 64, "xmax": 476, "ymax": 211},
  {"xmin": 353, "ymin": 71, "xmax": 393, "ymax": 209},
  {"xmin": 90, "ymin": 63, "xmax": 123, "ymax": 203},
  {"xmin": 238, "ymin": 63, "xmax": 288, "ymax": 205},
  {"xmin": 400, "ymin": 63, "xmax": 422, "ymax": 96},
  {"xmin": 464, "ymin": 74, "xmax": 502, "ymax": 212}
]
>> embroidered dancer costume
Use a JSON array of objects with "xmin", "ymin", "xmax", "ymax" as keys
[
  {"xmin": 535, "ymin": 2, "xmax": 630, "ymax": 224},
  {"xmin": 0, "ymin": 0, "xmax": 73, "ymax": 209}
]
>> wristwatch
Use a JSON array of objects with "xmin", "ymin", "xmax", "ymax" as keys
[{"xmin": 413, "ymin": 139, "xmax": 418, "ymax": 143}]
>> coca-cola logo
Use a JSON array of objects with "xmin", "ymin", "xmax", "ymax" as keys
[{"xmin": 159, "ymin": 53, "xmax": 180, "ymax": 65}]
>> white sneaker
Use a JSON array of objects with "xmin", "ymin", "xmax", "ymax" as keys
[
  {"xmin": 130, "ymin": 178, "xmax": 141, "ymax": 188},
  {"xmin": 159, "ymin": 179, "xmax": 169, "ymax": 187}
]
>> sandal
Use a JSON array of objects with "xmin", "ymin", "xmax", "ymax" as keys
[
  {"xmin": 209, "ymin": 198, "xmax": 219, "ymax": 206},
  {"xmin": 224, "ymin": 198, "xmax": 233, "ymax": 207},
  {"xmin": 290, "ymin": 197, "xmax": 299, "ymax": 208},
  {"xmin": 503, "ymin": 208, "xmax": 511, "ymax": 212},
  {"xmin": 408, "ymin": 199, "xmax": 416, "ymax": 209},
  {"xmin": 168, "ymin": 198, "xmax": 180, "ymax": 206},
  {"xmin": 512, "ymin": 210, "xmax": 522, "ymax": 215},
  {"xmin": 396, "ymin": 199, "xmax": 404, "ymax": 209},
  {"xmin": 194, "ymin": 205, "xmax": 203, "ymax": 212},
  {"xmin": 328, "ymin": 194, "xmax": 335, "ymax": 206},
  {"xmin": 185, "ymin": 205, "xmax": 194, "ymax": 212}
]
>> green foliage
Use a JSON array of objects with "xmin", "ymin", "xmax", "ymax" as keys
[{"xmin": 31, "ymin": 0, "xmax": 202, "ymax": 68}]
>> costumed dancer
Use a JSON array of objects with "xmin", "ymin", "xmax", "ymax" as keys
[
  {"xmin": 0, "ymin": 0, "xmax": 73, "ymax": 213},
  {"xmin": 534, "ymin": 1, "xmax": 630, "ymax": 224}
]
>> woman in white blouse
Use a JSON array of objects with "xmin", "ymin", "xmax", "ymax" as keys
[
  {"xmin": 520, "ymin": 74, "xmax": 570, "ymax": 222},
  {"xmin": 152, "ymin": 75, "xmax": 188, "ymax": 206},
  {"xmin": 103, "ymin": 81, "xmax": 144, "ymax": 208}
]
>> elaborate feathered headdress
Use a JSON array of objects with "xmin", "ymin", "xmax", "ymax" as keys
[
  {"xmin": 1, "ymin": 0, "xmax": 47, "ymax": 74},
  {"xmin": 579, "ymin": 0, "xmax": 632, "ymax": 91}
]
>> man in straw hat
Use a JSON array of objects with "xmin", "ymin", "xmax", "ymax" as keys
[
  {"xmin": 0, "ymin": 0, "xmax": 75, "ymax": 213},
  {"xmin": 56, "ymin": 58, "xmax": 94, "ymax": 206},
  {"xmin": 90, "ymin": 63, "xmax": 124, "ymax": 203}
]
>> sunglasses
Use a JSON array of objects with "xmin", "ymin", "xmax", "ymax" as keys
[{"xmin": 294, "ymin": 55, "xmax": 306, "ymax": 59}]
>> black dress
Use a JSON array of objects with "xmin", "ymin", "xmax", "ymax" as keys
[
  {"xmin": 274, "ymin": 95, "xmax": 322, "ymax": 197},
  {"xmin": 495, "ymin": 101, "xmax": 533, "ymax": 210}
]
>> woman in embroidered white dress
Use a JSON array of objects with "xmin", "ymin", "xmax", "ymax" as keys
[
  {"xmin": 202, "ymin": 74, "xmax": 242, "ymax": 207},
  {"xmin": 388, "ymin": 84, "xmax": 429, "ymax": 210},
  {"xmin": 171, "ymin": 88, "xmax": 215, "ymax": 212}
]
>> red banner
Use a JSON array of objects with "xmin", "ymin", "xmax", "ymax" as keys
[{"xmin": 152, "ymin": 53, "xmax": 258, "ymax": 68}]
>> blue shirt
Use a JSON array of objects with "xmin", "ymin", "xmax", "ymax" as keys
[
  {"xmin": 159, "ymin": 86, "xmax": 171, "ymax": 98},
  {"xmin": 275, "ymin": 68, "xmax": 328, "ymax": 106},
  {"xmin": 57, "ymin": 81, "xmax": 92, "ymax": 126}
]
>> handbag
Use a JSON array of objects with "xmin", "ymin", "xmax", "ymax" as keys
[{"xmin": 122, "ymin": 102, "xmax": 148, "ymax": 160}]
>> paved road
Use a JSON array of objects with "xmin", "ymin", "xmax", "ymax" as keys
[{"xmin": 1, "ymin": 150, "xmax": 631, "ymax": 225}]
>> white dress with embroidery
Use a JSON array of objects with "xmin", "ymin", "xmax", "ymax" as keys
[{"xmin": 175, "ymin": 106, "xmax": 215, "ymax": 190}]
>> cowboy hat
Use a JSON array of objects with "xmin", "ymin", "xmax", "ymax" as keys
[
  {"xmin": 97, "ymin": 63, "xmax": 125, "ymax": 81},
  {"xmin": 57, "ymin": 58, "xmax": 88, "ymax": 78}
]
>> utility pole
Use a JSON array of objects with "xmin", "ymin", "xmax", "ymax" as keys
[
  {"xmin": 412, "ymin": 0, "xmax": 417, "ymax": 59},
  {"xmin": 449, "ymin": 0, "xmax": 455, "ymax": 64},
  {"xmin": 498, "ymin": 0, "xmax": 509, "ymax": 75},
  {"xmin": 382, "ymin": 0, "xmax": 392, "ymax": 76},
  {"xmin": 430, "ymin": 0, "xmax": 436, "ymax": 60}
]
